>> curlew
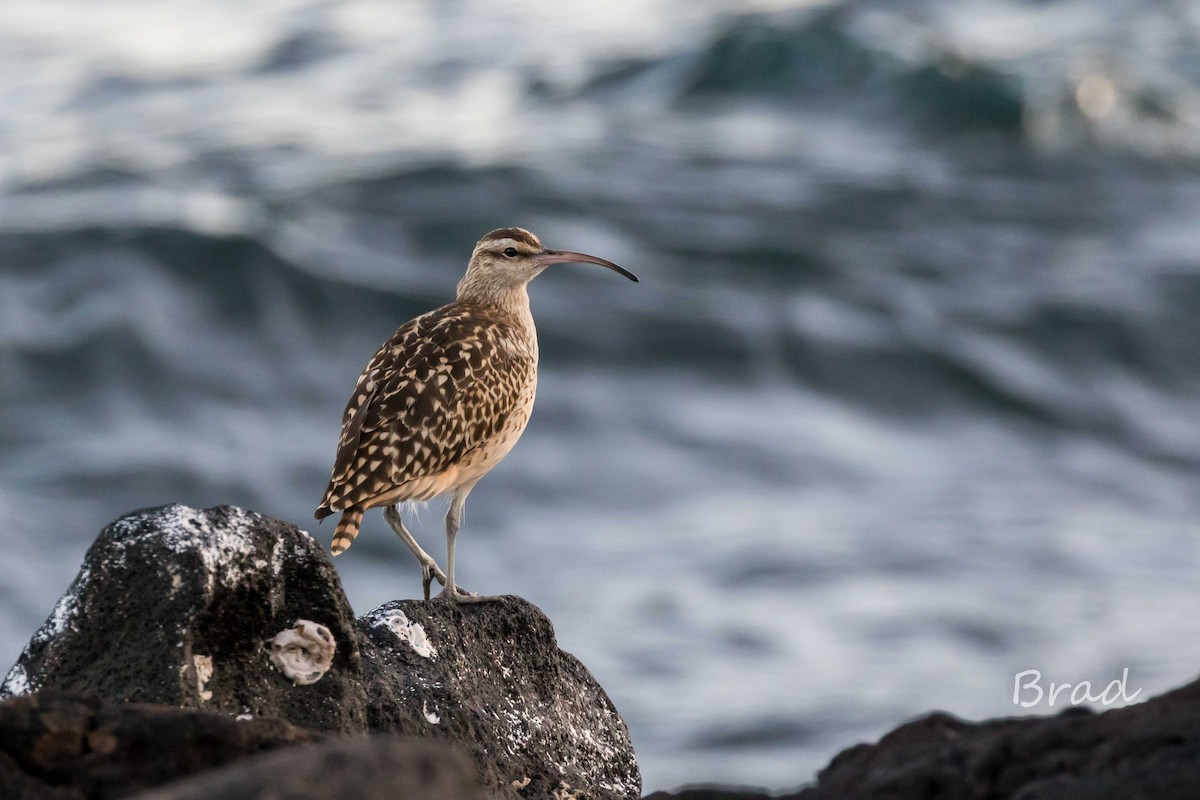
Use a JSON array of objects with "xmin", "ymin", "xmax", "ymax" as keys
[{"xmin": 315, "ymin": 227, "xmax": 638, "ymax": 602}]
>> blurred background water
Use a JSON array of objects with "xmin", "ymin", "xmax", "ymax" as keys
[{"xmin": 3, "ymin": 0, "xmax": 1200, "ymax": 792}]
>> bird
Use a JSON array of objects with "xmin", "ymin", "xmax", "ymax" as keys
[{"xmin": 314, "ymin": 227, "xmax": 638, "ymax": 602}]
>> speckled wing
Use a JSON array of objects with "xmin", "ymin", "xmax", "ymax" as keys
[{"xmin": 315, "ymin": 303, "xmax": 533, "ymax": 517}]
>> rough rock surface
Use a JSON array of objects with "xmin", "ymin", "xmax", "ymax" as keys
[
  {"xmin": 361, "ymin": 598, "xmax": 642, "ymax": 799},
  {"xmin": 0, "ymin": 689, "xmax": 316, "ymax": 799},
  {"xmin": 0, "ymin": 505, "xmax": 367, "ymax": 734},
  {"xmin": 2, "ymin": 504, "xmax": 641, "ymax": 799},
  {"xmin": 131, "ymin": 736, "xmax": 484, "ymax": 800}
]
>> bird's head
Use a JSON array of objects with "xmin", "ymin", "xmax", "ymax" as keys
[{"xmin": 457, "ymin": 227, "xmax": 637, "ymax": 304}]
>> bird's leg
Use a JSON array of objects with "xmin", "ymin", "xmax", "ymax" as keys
[
  {"xmin": 441, "ymin": 488, "xmax": 469, "ymax": 601},
  {"xmin": 383, "ymin": 504, "xmax": 447, "ymax": 601},
  {"xmin": 439, "ymin": 484, "xmax": 501, "ymax": 603}
]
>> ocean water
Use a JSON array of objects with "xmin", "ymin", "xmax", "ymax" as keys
[{"xmin": 3, "ymin": 0, "xmax": 1200, "ymax": 792}]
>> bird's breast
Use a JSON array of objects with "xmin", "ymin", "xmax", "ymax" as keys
[{"xmin": 449, "ymin": 375, "xmax": 536, "ymax": 489}]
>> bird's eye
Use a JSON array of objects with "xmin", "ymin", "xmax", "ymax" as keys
[{"xmin": 503, "ymin": 247, "xmax": 518, "ymax": 258}]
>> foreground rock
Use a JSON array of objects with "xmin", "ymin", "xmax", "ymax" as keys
[
  {"xmin": 132, "ymin": 736, "xmax": 484, "ymax": 800},
  {"xmin": 1, "ymin": 504, "xmax": 641, "ymax": 799},
  {"xmin": 0, "ymin": 689, "xmax": 316, "ymax": 799}
]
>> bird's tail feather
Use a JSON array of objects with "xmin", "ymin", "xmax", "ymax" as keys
[{"xmin": 331, "ymin": 508, "xmax": 364, "ymax": 556}]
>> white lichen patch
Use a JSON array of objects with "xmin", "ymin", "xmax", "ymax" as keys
[
  {"xmin": 554, "ymin": 701, "xmax": 638, "ymax": 798},
  {"xmin": 271, "ymin": 537, "xmax": 286, "ymax": 575},
  {"xmin": 29, "ymin": 566, "xmax": 91, "ymax": 648},
  {"xmin": 564, "ymin": 721, "xmax": 619, "ymax": 762},
  {"xmin": 2, "ymin": 664, "xmax": 30, "ymax": 697},
  {"xmin": 108, "ymin": 505, "xmax": 272, "ymax": 596},
  {"xmin": 2, "ymin": 564, "xmax": 94, "ymax": 696},
  {"xmin": 494, "ymin": 699, "xmax": 541, "ymax": 759},
  {"xmin": 269, "ymin": 619, "xmax": 336, "ymax": 685},
  {"xmin": 192, "ymin": 654, "xmax": 214, "ymax": 701},
  {"xmin": 422, "ymin": 700, "xmax": 440, "ymax": 724},
  {"xmin": 369, "ymin": 608, "xmax": 437, "ymax": 658}
]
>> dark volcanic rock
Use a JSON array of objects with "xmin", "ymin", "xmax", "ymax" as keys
[
  {"xmin": 0, "ymin": 689, "xmax": 316, "ymax": 799},
  {"xmin": 130, "ymin": 736, "xmax": 484, "ymax": 800},
  {"xmin": 0, "ymin": 505, "xmax": 367, "ymax": 734},
  {"xmin": 360, "ymin": 597, "xmax": 642, "ymax": 799},
  {"xmin": 1, "ymin": 504, "xmax": 641, "ymax": 799},
  {"xmin": 797, "ymin": 677, "xmax": 1200, "ymax": 800}
]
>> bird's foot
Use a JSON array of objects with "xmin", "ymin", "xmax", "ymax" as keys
[
  {"xmin": 419, "ymin": 561, "xmax": 450, "ymax": 601},
  {"xmin": 434, "ymin": 586, "xmax": 503, "ymax": 604}
]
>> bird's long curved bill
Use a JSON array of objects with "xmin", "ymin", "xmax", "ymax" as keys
[{"xmin": 535, "ymin": 249, "xmax": 639, "ymax": 282}]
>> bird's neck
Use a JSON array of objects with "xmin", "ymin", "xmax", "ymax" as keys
[{"xmin": 455, "ymin": 279, "xmax": 536, "ymax": 336}]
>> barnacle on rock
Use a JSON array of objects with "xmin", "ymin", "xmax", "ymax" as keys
[{"xmin": 269, "ymin": 620, "xmax": 335, "ymax": 685}]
